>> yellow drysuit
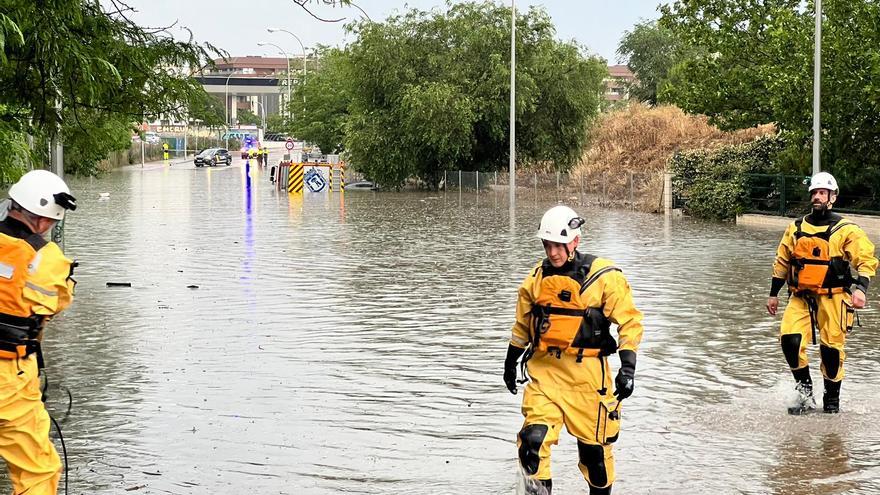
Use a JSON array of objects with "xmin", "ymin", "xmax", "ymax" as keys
[
  {"xmin": 772, "ymin": 213, "xmax": 876, "ymax": 382},
  {"xmin": 510, "ymin": 252, "xmax": 643, "ymax": 489}
]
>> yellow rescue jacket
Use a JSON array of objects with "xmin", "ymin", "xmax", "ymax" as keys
[
  {"xmin": 774, "ymin": 214, "xmax": 878, "ymax": 296},
  {"xmin": 0, "ymin": 218, "xmax": 74, "ymax": 332},
  {"xmin": 510, "ymin": 251, "xmax": 644, "ymax": 388}
]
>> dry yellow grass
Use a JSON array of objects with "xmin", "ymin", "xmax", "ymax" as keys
[{"xmin": 573, "ymin": 104, "xmax": 775, "ymax": 212}]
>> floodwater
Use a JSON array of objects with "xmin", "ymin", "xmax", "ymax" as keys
[{"xmin": 21, "ymin": 156, "xmax": 880, "ymax": 494}]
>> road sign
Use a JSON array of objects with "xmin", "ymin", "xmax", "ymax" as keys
[{"xmin": 285, "ymin": 138, "xmax": 294, "ymax": 151}]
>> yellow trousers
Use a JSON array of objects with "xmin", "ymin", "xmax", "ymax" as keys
[
  {"xmin": 780, "ymin": 292, "xmax": 854, "ymax": 381},
  {"xmin": 0, "ymin": 357, "xmax": 60, "ymax": 495},
  {"xmin": 517, "ymin": 355, "xmax": 619, "ymax": 489}
]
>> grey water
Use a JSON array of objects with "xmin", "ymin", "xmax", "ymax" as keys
[{"xmin": 26, "ymin": 158, "xmax": 880, "ymax": 494}]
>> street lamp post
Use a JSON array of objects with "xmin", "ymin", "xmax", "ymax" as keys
[
  {"xmin": 258, "ymin": 41, "xmax": 291, "ymax": 121},
  {"xmin": 509, "ymin": 0, "xmax": 516, "ymax": 208},
  {"xmin": 256, "ymin": 99, "xmax": 267, "ymax": 136},
  {"xmin": 224, "ymin": 68, "xmax": 242, "ymax": 150},
  {"xmin": 267, "ymin": 28, "xmax": 308, "ymax": 108}
]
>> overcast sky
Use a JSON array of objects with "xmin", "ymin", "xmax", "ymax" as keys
[{"xmin": 113, "ymin": 1, "xmax": 663, "ymax": 63}]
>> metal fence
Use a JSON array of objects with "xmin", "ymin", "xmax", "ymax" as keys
[
  {"xmin": 744, "ymin": 173, "xmax": 880, "ymax": 217},
  {"xmin": 744, "ymin": 174, "xmax": 807, "ymax": 216},
  {"xmin": 442, "ymin": 170, "xmax": 645, "ymax": 209}
]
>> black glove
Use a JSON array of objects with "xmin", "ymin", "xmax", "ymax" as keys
[
  {"xmin": 614, "ymin": 350, "xmax": 637, "ymax": 401},
  {"xmin": 504, "ymin": 344, "xmax": 526, "ymax": 395}
]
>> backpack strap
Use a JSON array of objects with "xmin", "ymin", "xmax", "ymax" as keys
[
  {"xmin": 793, "ymin": 216, "xmax": 805, "ymax": 239},
  {"xmin": 579, "ymin": 266, "xmax": 622, "ymax": 294}
]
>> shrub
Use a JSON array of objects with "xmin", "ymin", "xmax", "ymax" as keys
[{"xmin": 670, "ymin": 135, "xmax": 785, "ymax": 220}]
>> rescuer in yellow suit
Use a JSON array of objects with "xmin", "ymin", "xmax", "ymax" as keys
[
  {"xmin": 0, "ymin": 170, "xmax": 77, "ymax": 494},
  {"xmin": 504, "ymin": 205, "xmax": 644, "ymax": 495},
  {"xmin": 767, "ymin": 172, "xmax": 877, "ymax": 414}
]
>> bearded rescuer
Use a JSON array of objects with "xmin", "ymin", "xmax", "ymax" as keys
[
  {"xmin": 503, "ymin": 205, "xmax": 644, "ymax": 495},
  {"xmin": 0, "ymin": 170, "xmax": 77, "ymax": 494},
  {"xmin": 767, "ymin": 172, "xmax": 877, "ymax": 414}
]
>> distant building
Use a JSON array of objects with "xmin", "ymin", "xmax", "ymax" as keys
[
  {"xmin": 208, "ymin": 56, "xmax": 297, "ymax": 77},
  {"xmin": 605, "ymin": 65, "xmax": 635, "ymax": 102},
  {"xmin": 203, "ymin": 56, "xmax": 309, "ymax": 120}
]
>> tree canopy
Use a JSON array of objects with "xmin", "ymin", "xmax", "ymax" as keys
[
  {"xmin": 288, "ymin": 47, "xmax": 349, "ymax": 155},
  {"xmin": 0, "ymin": 0, "xmax": 223, "ymax": 176},
  {"xmin": 287, "ymin": 1, "xmax": 607, "ymax": 188},
  {"xmin": 658, "ymin": 0, "xmax": 880, "ymax": 201},
  {"xmin": 617, "ymin": 20, "xmax": 689, "ymax": 105}
]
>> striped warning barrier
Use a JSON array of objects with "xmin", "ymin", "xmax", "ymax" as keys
[{"xmin": 288, "ymin": 163, "xmax": 304, "ymax": 194}]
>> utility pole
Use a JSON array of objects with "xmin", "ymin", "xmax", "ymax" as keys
[
  {"xmin": 50, "ymin": 100, "xmax": 63, "ymax": 178},
  {"xmin": 50, "ymin": 98, "xmax": 64, "ymax": 244},
  {"xmin": 509, "ymin": 0, "xmax": 516, "ymax": 209},
  {"xmin": 50, "ymin": 136, "xmax": 63, "ymax": 177},
  {"xmin": 812, "ymin": 0, "xmax": 822, "ymax": 175}
]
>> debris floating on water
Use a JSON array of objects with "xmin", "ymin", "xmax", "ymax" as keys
[
  {"xmin": 187, "ymin": 285, "xmax": 199, "ymax": 289},
  {"xmin": 106, "ymin": 282, "xmax": 131, "ymax": 287}
]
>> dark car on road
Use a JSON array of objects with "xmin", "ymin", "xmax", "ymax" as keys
[
  {"xmin": 346, "ymin": 181, "xmax": 379, "ymax": 191},
  {"xmin": 264, "ymin": 133, "xmax": 290, "ymax": 142},
  {"xmin": 194, "ymin": 148, "xmax": 232, "ymax": 167}
]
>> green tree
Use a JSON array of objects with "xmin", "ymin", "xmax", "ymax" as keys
[
  {"xmin": 61, "ymin": 111, "xmax": 132, "ymax": 176},
  {"xmin": 289, "ymin": 1, "xmax": 606, "ymax": 188},
  {"xmin": 288, "ymin": 47, "xmax": 350, "ymax": 154},
  {"xmin": 0, "ymin": 0, "xmax": 223, "ymax": 176},
  {"xmin": 266, "ymin": 113, "xmax": 286, "ymax": 133},
  {"xmin": 236, "ymin": 109, "xmax": 261, "ymax": 126},
  {"xmin": 658, "ymin": 0, "xmax": 880, "ymax": 203},
  {"xmin": 617, "ymin": 20, "xmax": 688, "ymax": 105},
  {"xmin": 187, "ymin": 91, "xmax": 226, "ymax": 128}
]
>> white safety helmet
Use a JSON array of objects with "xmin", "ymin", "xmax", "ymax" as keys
[
  {"xmin": 808, "ymin": 172, "xmax": 839, "ymax": 194},
  {"xmin": 537, "ymin": 205, "xmax": 584, "ymax": 244},
  {"xmin": 8, "ymin": 170, "xmax": 77, "ymax": 220}
]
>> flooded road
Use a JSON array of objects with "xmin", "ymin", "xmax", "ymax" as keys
[{"xmin": 28, "ymin": 158, "xmax": 880, "ymax": 493}]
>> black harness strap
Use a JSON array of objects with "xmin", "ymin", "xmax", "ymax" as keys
[
  {"xmin": 804, "ymin": 295, "xmax": 819, "ymax": 346},
  {"xmin": 541, "ymin": 307, "xmax": 590, "ymax": 317},
  {"xmin": 580, "ymin": 266, "xmax": 622, "ymax": 294}
]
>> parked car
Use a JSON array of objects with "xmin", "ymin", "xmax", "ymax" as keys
[
  {"xmin": 346, "ymin": 181, "xmax": 379, "ymax": 191},
  {"xmin": 263, "ymin": 133, "xmax": 289, "ymax": 142},
  {"xmin": 194, "ymin": 148, "xmax": 232, "ymax": 167}
]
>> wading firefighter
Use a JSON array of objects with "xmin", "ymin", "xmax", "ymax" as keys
[
  {"xmin": 504, "ymin": 205, "xmax": 644, "ymax": 494},
  {"xmin": 767, "ymin": 172, "xmax": 877, "ymax": 414}
]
